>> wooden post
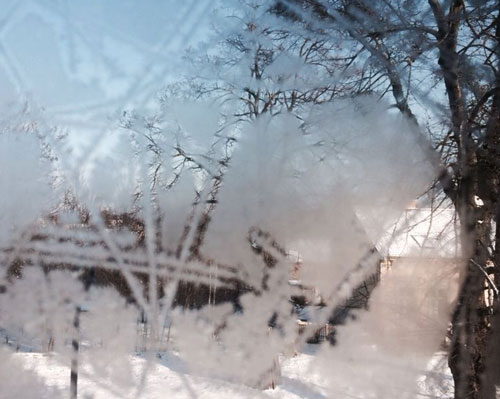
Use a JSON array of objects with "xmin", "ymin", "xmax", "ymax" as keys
[{"xmin": 70, "ymin": 306, "xmax": 81, "ymax": 399}]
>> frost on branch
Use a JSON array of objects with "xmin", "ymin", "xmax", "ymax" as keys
[
  {"xmin": 0, "ymin": 109, "xmax": 55, "ymax": 245},
  {"xmin": 0, "ymin": 2, "xmax": 458, "ymax": 396},
  {"xmin": 0, "ymin": 91, "xmax": 441, "ymax": 395}
]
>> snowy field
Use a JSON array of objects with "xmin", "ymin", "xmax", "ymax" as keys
[{"xmin": 2, "ymin": 348, "xmax": 453, "ymax": 399}]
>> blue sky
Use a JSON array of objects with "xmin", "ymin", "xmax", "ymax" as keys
[{"xmin": 0, "ymin": 1, "xmax": 212, "ymax": 125}]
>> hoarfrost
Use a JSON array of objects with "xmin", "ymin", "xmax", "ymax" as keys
[{"xmin": 0, "ymin": 1, "xmax": 461, "ymax": 398}]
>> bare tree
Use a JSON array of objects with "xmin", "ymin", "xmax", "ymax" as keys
[{"xmin": 253, "ymin": 0, "xmax": 500, "ymax": 397}]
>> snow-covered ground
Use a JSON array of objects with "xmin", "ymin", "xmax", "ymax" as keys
[{"xmin": 2, "ymin": 348, "xmax": 453, "ymax": 399}]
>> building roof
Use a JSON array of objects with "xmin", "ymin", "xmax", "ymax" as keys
[{"xmin": 375, "ymin": 207, "xmax": 459, "ymax": 258}]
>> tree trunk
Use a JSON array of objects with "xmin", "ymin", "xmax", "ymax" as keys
[{"xmin": 448, "ymin": 201, "xmax": 495, "ymax": 398}]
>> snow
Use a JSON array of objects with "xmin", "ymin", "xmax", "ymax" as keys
[{"xmin": 5, "ymin": 349, "xmax": 453, "ymax": 399}]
